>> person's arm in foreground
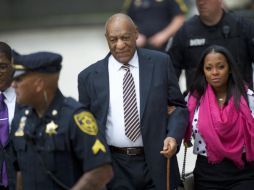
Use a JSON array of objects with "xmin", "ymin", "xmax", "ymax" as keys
[{"xmin": 71, "ymin": 164, "xmax": 113, "ymax": 190}]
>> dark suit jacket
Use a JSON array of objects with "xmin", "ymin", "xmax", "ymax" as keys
[
  {"xmin": 78, "ymin": 48, "xmax": 188, "ymax": 189},
  {"xmin": 4, "ymin": 104, "xmax": 22, "ymax": 190}
]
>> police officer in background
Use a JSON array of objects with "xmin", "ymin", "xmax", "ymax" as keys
[
  {"xmin": 125, "ymin": 0, "xmax": 186, "ymax": 52},
  {"xmin": 169, "ymin": 0, "xmax": 254, "ymax": 92},
  {"xmin": 10, "ymin": 51, "xmax": 113, "ymax": 190}
]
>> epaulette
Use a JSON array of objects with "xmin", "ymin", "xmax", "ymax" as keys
[{"xmin": 63, "ymin": 97, "xmax": 84, "ymax": 110}]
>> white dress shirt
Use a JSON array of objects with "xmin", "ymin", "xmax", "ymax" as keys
[
  {"xmin": 1, "ymin": 87, "xmax": 16, "ymax": 131},
  {"xmin": 106, "ymin": 51, "xmax": 143, "ymax": 147}
]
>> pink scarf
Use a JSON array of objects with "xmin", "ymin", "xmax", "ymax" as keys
[{"xmin": 185, "ymin": 84, "xmax": 254, "ymax": 167}]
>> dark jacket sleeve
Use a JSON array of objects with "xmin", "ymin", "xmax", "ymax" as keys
[
  {"xmin": 78, "ymin": 70, "xmax": 91, "ymax": 110},
  {"xmin": 166, "ymin": 54, "xmax": 188, "ymax": 145}
]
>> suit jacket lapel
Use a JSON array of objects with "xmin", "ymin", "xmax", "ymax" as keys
[
  {"xmin": 91, "ymin": 51, "xmax": 153, "ymax": 125},
  {"xmin": 93, "ymin": 55, "xmax": 110, "ymax": 126},
  {"xmin": 138, "ymin": 49, "xmax": 154, "ymax": 121}
]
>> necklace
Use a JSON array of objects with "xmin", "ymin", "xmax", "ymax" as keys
[
  {"xmin": 218, "ymin": 98, "xmax": 224, "ymax": 102},
  {"xmin": 217, "ymin": 98, "xmax": 225, "ymax": 105}
]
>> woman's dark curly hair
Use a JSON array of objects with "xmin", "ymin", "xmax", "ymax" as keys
[{"xmin": 189, "ymin": 45, "xmax": 247, "ymax": 108}]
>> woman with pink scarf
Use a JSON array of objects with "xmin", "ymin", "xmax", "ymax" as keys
[{"xmin": 185, "ymin": 45, "xmax": 254, "ymax": 190}]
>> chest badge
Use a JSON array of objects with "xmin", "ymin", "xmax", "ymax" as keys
[
  {"xmin": 45, "ymin": 121, "xmax": 58, "ymax": 136},
  {"xmin": 15, "ymin": 116, "xmax": 27, "ymax": 137}
]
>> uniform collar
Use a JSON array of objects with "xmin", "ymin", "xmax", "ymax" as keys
[{"xmin": 44, "ymin": 89, "xmax": 65, "ymax": 119}]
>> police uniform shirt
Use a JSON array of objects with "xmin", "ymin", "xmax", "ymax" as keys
[
  {"xmin": 169, "ymin": 11, "xmax": 254, "ymax": 89},
  {"xmin": 127, "ymin": 0, "xmax": 183, "ymax": 37},
  {"xmin": 11, "ymin": 90, "xmax": 111, "ymax": 190}
]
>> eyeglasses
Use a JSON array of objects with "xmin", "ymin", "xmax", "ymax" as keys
[{"xmin": 0, "ymin": 64, "xmax": 12, "ymax": 73}]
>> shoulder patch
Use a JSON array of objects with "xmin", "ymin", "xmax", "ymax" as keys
[
  {"xmin": 74, "ymin": 111, "xmax": 98, "ymax": 136},
  {"xmin": 92, "ymin": 139, "xmax": 106, "ymax": 154}
]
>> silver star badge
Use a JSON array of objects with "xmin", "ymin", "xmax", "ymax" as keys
[{"xmin": 45, "ymin": 121, "xmax": 58, "ymax": 136}]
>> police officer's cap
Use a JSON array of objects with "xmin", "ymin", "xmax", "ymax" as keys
[{"xmin": 12, "ymin": 51, "xmax": 62, "ymax": 78}]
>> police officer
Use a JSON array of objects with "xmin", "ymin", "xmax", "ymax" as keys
[
  {"xmin": 169, "ymin": 0, "xmax": 254, "ymax": 92},
  {"xmin": 10, "ymin": 51, "xmax": 113, "ymax": 190},
  {"xmin": 125, "ymin": 0, "xmax": 186, "ymax": 51}
]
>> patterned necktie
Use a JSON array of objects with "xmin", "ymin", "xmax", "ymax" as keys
[
  {"xmin": 122, "ymin": 64, "xmax": 141, "ymax": 142},
  {"xmin": 0, "ymin": 93, "xmax": 8, "ymax": 187}
]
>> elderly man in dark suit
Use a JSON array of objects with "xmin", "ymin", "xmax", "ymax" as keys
[{"xmin": 78, "ymin": 13, "xmax": 188, "ymax": 190}]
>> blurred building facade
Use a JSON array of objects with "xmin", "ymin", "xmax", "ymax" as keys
[{"xmin": 0, "ymin": 0, "xmax": 124, "ymax": 30}]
